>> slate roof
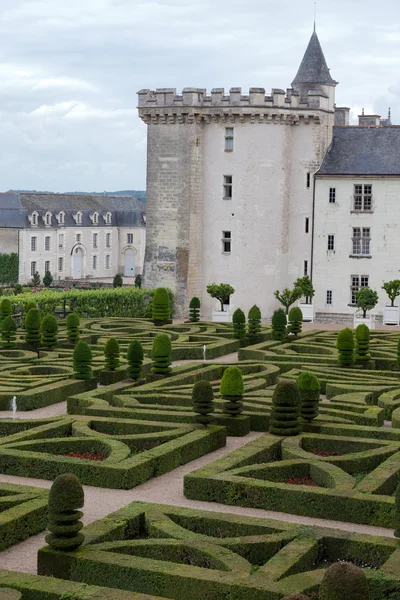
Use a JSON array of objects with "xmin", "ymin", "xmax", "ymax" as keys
[
  {"xmin": 317, "ymin": 127, "xmax": 400, "ymax": 176},
  {"xmin": 292, "ymin": 30, "xmax": 335, "ymax": 87}
]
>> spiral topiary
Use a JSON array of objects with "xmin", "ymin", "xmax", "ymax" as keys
[
  {"xmin": 269, "ymin": 380, "xmax": 301, "ymax": 436},
  {"xmin": 220, "ymin": 366, "xmax": 244, "ymax": 416},
  {"xmin": 355, "ymin": 323, "xmax": 370, "ymax": 362},
  {"xmin": 394, "ymin": 482, "xmax": 400, "ymax": 538},
  {"xmin": 232, "ymin": 308, "xmax": 246, "ymax": 339},
  {"xmin": 45, "ymin": 473, "xmax": 84, "ymax": 551},
  {"xmin": 272, "ymin": 308, "xmax": 287, "ymax": 340},
  {"xmin": 0, "ymin": 298, "xmax": 12, "ymax": 324},
  {"xmin": 336, "ymin": 328, "xmax": 355, "ymax": 366},
  {"xmin": 40, "ymin": 314, "xmax": 58, "ymax": 348},
  {"xmin": 73, "ymin": 340, "xmax": 93, "ymax": 380},
  {"xmin": 66, "ymin": 312, "xmax": 80, "ymax": 343},
  {"xmin": 296, "ymin": 372, "xmax": 320, "ymax": 422},
  {"xmin": 319, "ymin": 561, "xmax": 370, "ymax": 600},
  {"xmin": 189, "ymin": 296, "xmax": 201, "ymax": 322},
  {"xmin": 1, "ymin": 316, "xmax": 17, "ymax": 346},
  {"xmin": 104, "ymin": 337, "xmax": 120, "ymax": 371},
  {"xmin": 192, "ymin": 380, "xmax": 215, "ymax": 426},
  {"xmin": 127, "ymin": 339, "xmax": 144, "ymax": 379},
  {"xmin": 24, "ymin": 308, "xmax": 41, "ymax": 346},
  {"xmin": 288, "ymin": 306, "xmax": 303, "ymax": 336},
  {"xmin": 151, "ymin": 333, "xmax": 172, "ymax": 374},
  {"xmin": 248, "ymin": 304, "xmax": 261, "ymax": 335},
  {"xmin": 152, "ymin": 288, "xmax": 171, "ymax": 324}
]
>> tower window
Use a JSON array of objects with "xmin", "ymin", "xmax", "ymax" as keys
[
  {"xmin": 222, "ymin": 231, "xmax": 231, "ymax": 254},
  {"xmin": 303, "ymin": 260, "xmax": 308, "ymax": 276},
  {"xmin": 223, "ymin": 175, "xmax": 232, "ymax": 199},
  {"xmin": 225, "ymin": 128, "xmax": 234, "ymax": 151},
  {"xmin": 326, "ymin": 290, "xmax": 333, "ymax": 305},
  {"xmin": 305, "ymin": 218, "xmax": 309, "ymax": 234},
  {"xmin": 327, "ymin": 234, "xmax": 335, "ymax": 251},
  {"xmin": 329, "ymin": 188, "xmax": 336, "ymax": 203},
  {"xmin": 306, "ymin": 172, "xmax": 311, "ymax": 189}
]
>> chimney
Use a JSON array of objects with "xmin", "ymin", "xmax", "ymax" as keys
[{"xmin": 334, "ymin": 106, "xmax": 350, "ymax": 126}]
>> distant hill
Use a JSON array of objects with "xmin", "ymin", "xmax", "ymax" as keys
[{"xmin": 8, "ymin": 190, "xmax": 147, "ymax": 203}]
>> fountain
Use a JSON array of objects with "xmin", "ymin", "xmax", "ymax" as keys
[
  {"xmin": 203, "ymin": 345, "xmax": 207, "ymax": 361},
  {"xmin": 10, "ymin": 396, "xmax": 17, "ymax": 420}
]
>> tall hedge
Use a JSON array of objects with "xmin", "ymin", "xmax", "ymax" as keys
[
  {"xmin": 269, "ymin": 380, "xmax": 301, "ymax": 436},
  {"xmin": 355, "ymin": 323, "xmax": 371, "ymax": 362},
  {"xmin": 232, "ymin": 308, "xmax": 246, "ymax": 339},
  {"xmin": 272, "ymin": 308, "xmax": 287, "ymax": 340},
  {"xmin": 40, "ymin": 314, "xmax": 58, "ymax": 348},
  {"xmin": 152, "ymin": 288, "xmax": 171, "ymax": 323},
  {"xmin": 151, "ymin": 333, "xmax": 172, "ymax": 374},
  {"xmin": 337, "ymin": 328, "xmax": 355, "ymax": 366},
  {"xmin": 220, "ymin": 366, "xmax": 244, "ymax": 416},
  {"xmin": 127, "ymin": 340, "xmax": 144, "ymax": 379},
  {"xmin": 0, "ymin": 253, "xmax": 18, "ymax": 284},
  {"xmin": 24, "ymin": 308, "xmax": 41, "ymax": 346},
  {"xmin": 248, "ymin": 305, "xmax": 261, "ymax": 335},
  {"xmin": 288, "ymin": 306, "xmax": 303, "ymax": 336}
]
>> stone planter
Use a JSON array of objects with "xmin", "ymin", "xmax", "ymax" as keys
[
  {"xmin": 383, "ymin": 305, "xmax": 400, "ymax": 325},
  {"xmin": 354, "ymin": 313, "xmax": 374, "ymax": 330},
  {"xmin": 298, "ymin": 302, "xmax": 314, "ymax": 322},
  {"xmin": 212, "ymin": 310, "xmax": 232, "ymax": 323}
]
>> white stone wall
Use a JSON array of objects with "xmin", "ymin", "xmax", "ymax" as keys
[{"xmin": 0, "ymin": 229, "xmax": 18, "ymax": 254}]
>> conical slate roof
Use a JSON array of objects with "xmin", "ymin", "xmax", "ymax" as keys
[{"xmin": 292, "ymin": 29, "xmax": 335, "ymax": 86}]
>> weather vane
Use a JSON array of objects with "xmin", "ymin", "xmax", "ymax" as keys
[{"xmin": 314, "ymin": 2, "xmax": 317, "ymax": 31}]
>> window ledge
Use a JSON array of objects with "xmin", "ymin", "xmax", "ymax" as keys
[
  {"xmin": 350, "ymin": 210, "xmax": 374, "ymax": 214},
  {"xmin": 222, "ymin": 252, "xmax": 231, "ymax": 255},
  {"xmin": 349, "ymin": 254, "xmax": 372, "ymax": 259},
  {"xmin": 224, "ymin": 149, "xmax": 233, "ymax": 153},
  {"xmin": 222, "ymin": 197, "xmax": 232, "ymax": 201}
]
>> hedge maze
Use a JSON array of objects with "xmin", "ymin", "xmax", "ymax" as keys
[{"xmin": 0, "ymin": 482, "xmax": 48, "ymax": 551}]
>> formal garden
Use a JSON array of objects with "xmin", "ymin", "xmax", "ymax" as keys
[{"xmin": 2, "ymin": 286, "xmax": 400, "ymax": 598}]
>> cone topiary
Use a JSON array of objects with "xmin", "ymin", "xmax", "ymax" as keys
[
  {"xmin": 24, "ymin": 308, "xmax": 41, "ymax": 346},
  {"xmin": 232, "ymin": 308, "xmax": 246, "ymax": 339},
  {"xmin": 104, "ymin": 337, "xmax": 120, "ymax": 371},
  {"xmin": 272, "ymin": 308, "xmax": 287, "ymax": 340},
  {"xmin": 45, "ymin": 473, "xmax": 84, "ymax": 551},
  {"xmin": 269, "ymin": 380, "xmax": 301, "ymax": 436},
  {"xmin": 192, "ymin": 380, "xmax": 215, "ymax": 426},
  {"xmin": 189, "ymin": 297, "xmax": 200, "ymax": 322},
  {"xmin": 151, "ymin": 333, "xmax": 172, "ymax": 374},
  {"xmin": 248, "ymin": 304, "xmax": 261, "ymax": 335},
  {"xmin": 394, "ymin": 482, "xmax": 400, "ymax": 538},
  {"xmin": 355, "ymin": 323, "xmax": 370, "ymax": 362},
  {"xmin": 127, "ymin": 339, "xmax": 144, "ymax": 379},
  {"xmin": 66, "ymin": 312, "xmax": 80, "ymax": 343},
  {"xmin": 152, "ymin": 288, "xmax": 171, "ymax": 324},
  {"xmin": 336, "ymin": 328, "xmax": 355, "ymax": 366},
  {"xmin": 220, "ymin": 366, "xmax": 244, "ymax": 416},
  {"xmin": 1, "ymin": 316, "xmax": 17, "ymax": 346},
  {"xmin": 73, "ymin": 340, "xmax": 93, "ymax": 380},
  {"xmin": 22, "ymin": 301, "xmax": 37, "ymax": 329},
  {"xmin": 40, "ymin": 314, "xmax": 58, "ymax": 348},
  {"xmin": 319, "ymin": 561, "xmax": 370, "ymax": 600},
  {"xmin": 0, "ymin": 298, "xmax": 12, "ymax": 324},
  {"xmin": 288, "ymin": 306, "xmax": 303, "ymax": 336},
  {"xmin": 296, "ymin": 372, "xmax": 320, "ymax": 422}
]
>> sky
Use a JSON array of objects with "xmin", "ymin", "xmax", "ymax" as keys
[{"xmin": 1, "ymin": 0, "xmax": 400, "ymax": 192}]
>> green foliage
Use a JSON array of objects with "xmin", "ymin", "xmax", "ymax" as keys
[
  {"xmin": 0, "ymin": 253, "xmax": 18, "ymax": 284},
  {"xmin": 293, "ymin": 275, "xmax": 315, "ymax": 301},
  {"xmin": 192, "ymin": 380, "xmax": 215, "ymax": 426},
  {"xmin": 206, "ymin": 282, "xmax": 235, "ymax": 311},
  {"xmin": 355, "ymin": 323, "xmax": 371, "ymax": 362},
  {"xmin": 271, "ymin": 308, "xmax": 287, "ymax": 340},
  {"xmin": 113, "ymin": 273, "xmax": 123, "ymax": 288},
  {"xmin": 1, "ymin": 316, "xmax": 17, "ymax": 346},
  {"xmin": 134, "ymin": 274, "xmax": 142, "ymax": 288},
  {"xmin": 395, "ymin": 482, "xmax": 400, "ymax": 538},
  {"xmin": 43, "ymin": 271, "xmax": 53, "ymax": 288},
  {"xmin": 24, "ymin": 308, "xmax": 41, "ymax": 346},
  {"xmin": 73, "ymin": 341, "xmax": 93, "ymax": 380},
  {"xmin": 288, "ymin": 306, "xmax": 303, "ymax": 336},
  {"xmin": 189, "ymin": 296, "xmax": 201, "ymax": 322},
  {"xmin": 319, "ymin": 561, "xmax": 370, "ymax": 600},
  {"xmin": 66, "ymin": 312, "xmax": 80, "ymax": 343},
  {"xmin": 151, "ymin": 333, "xmax": 172, "ymax": 374},
  {"xmin": 248, "ymin": 304, "xmax": 261, "ymax": 335},
  {"xmin": 0, "ymin": 298, "xmax": 12, "ymax": 323},
  {"xmin": 382, "ymin": 280, "xmax": 400, "ymax": 307},
  {"xmin": 32, "ymin": 271, "xmax": 41, "ymax": 287},
  {"xmin": 127, "ymin": 339, "xmax": 144, "ymax": 379},
  {"xmin": 13, "ymin": 283, "xmax": 23, "ymax": 295},
  {"xmin": 397, "ymin": 339, "xmax": 400, "ymax": 370},
  {"xmin": 356, "ymin": 287, "xmax": 378, "ymax": 318},
  {"xmin": 152, "ymin": 287, "xmax": 171, "ymax": 322},
  {"xmin": 46, "ymin": 473, "xmax": 84, "ymax": 551},
  {"xmin": 232, "ymin": 308, "xmax": 246, "ymax": 339},
  {"xmin": 104, "ymin": 337, "xmax": 120, "ymax": 371},
  {"xmin": 296, "ymin": 372, "xmax": 320, "ymax": 422},
  {"xmin": 336, "ymin": 328, "xmax": 355, "ymax": 366},
  {"xmin": 40, "ymin": 314, "xmax": 58, "ymax": 348},
  {"xmin": 220, "ymin": 366, "xmax": 244, "ymax": 416},
  {"xmin": 274, "ymin": 287, "xmax": 302, "ymax": 314},
  {"xmin": 269, "ymin": 380, "xmax": 301, "ymax": 436}
]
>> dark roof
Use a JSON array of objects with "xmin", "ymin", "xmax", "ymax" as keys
[
  {"xmin": 292, "ymin": 30, "xmax": 335, "ymax": 87},
  {"xmin": 317, "ymin": 127, "xmax": 400, "ymax": 176}
]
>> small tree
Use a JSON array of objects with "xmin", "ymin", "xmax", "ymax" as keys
[
  {"xmin": 293, "ymin": 276, "xmax": 315, "ymax": 304},
  {"xmin": 296, "ymin": 372, "xmax": 320, "ymax": 422},
  {"xmin": 32, "ymin": 271, "xmax": 41, "ymax": 287},
  {"xmin": 45, "ymin": 473, "xmax": 84, "ymax": 551},
  {"xmin": 24, "ymin": 308, "xmax": 41, "ymax": 347},
  {"xmin": 192, "ymin": 380, "xmax": 215, "ymax": 426},
  {"xmin": 134, "ymin": 274, "xmax": 142, "ymax": 288},
  {"xmin": 152, "ymin": 288, "xmax": 171, "ymax": 323},
  {"xmin": 232, "ymin": 308, "xmax": 246, "ymax": 339},
  {"xmin": 1, "ymin": 316, "xmax": 17, "ymax": 346},
  {"xmin": 336, "ymin": 328, "xmax": 354, "ymax": 366},
  {"xmin": 127, "ymin": 339, "xmax": 144, "ymax": 379},
  {"xmin": 113, "ymin": 273, "xmax": 123, "ymax": 288},
  {"xmin": 356, "ymin": 287, "xmax": 378, "ymax": 318},
  {"xmin": 355, "ymin": 323, "xmax": 371, "ymax": 362},
  {"xmin": 43, "ymin": 271, "xmax": 53, "ymax": 288},
  {"xmin": 73, "ymin": 341, "xmax": 93, "ymax": 380},
  {"xmin": 288, "ymin": 306, "xmax": 303, "ymax": 336},
  {"xmin": 248, "ymin": 305, "xmax": 261, "ymax": 335},
  {"xmin": 189, "ymin": 297, "xmax": 201, "ymax": 322},
  {"xmin": 206, "ymin": 283, "xmax": 235, "ymax": 312},
  {"xmin": 40, "ymin": 314, "xmax": 58, "ymax": 348},
  {"xmin": 66, "ymin": 312, "xmax": 80, "ymax": 343},
  {"xmin": 151, "ymin": 333, "xmax": 172, "ymax": 375},
  {"xmin": 319, "ymin": 561, "xmax": 370, "ymax": 600},
  {"xmin": 269, "ymin": 380, "xmax": 301, "ymax": 436},
  {"xmin": 104, "ymin": 337, "xmax": 120, "ymax": 371},
  {"xmin": 274, "ymin": 287, "xmax": 302, "ymax": 315},
  {"xmin": 220, "ymin": 366, "xmax": 244, "ymax": 416},
  {"xmin": 382, "ymin": 280, "xmax": 400, "ymax": 307},
  {"xmin": 271, "ymin": 308, "xmax": 287, "ymax": 340}
]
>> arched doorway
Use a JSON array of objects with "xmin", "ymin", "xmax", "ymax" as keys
[
  {"xmin": 72, "ymin": 247, "xmax": 84, "ymax": 279},
  {"xmin": 124, "ymin": 248, "xmax": 135, "ymax": 276}
]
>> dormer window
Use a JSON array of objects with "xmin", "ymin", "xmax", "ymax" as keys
[
  {"xmin": 44, "ymin": 211, "xmax": 52, "ymax": 226},
  {"xmin": 104, "ymin": 211, "xmax": 112, "ymax": 225},
  {"xmin": 92, "ymin": 211, "xmax": 99, "ymax": 225},
  {"xmin": 75, "ymin": 211, "xmax": 82, "ymax": 225},
  {"xmin": 31, "ymin": 211, "xmax": 39, "ymax": 226},
  {"xmin": 58, "ymin": 211, "xmax": 65, "ymax": 225}
]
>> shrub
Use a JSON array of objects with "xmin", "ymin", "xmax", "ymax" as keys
[
  {"xmin": 66, "ymin": 312, "xmax": 80, "ymax": 343},
  {"xmin": 32, "ymin": 272, "xmax": 41, "ymax": 287},
  {"xmin": 1, "ymin": 316, "xmax": 17, "ymax": 346},
  {"xmin": 73, "ymin": 341, "xmax": 93, "ymax": 380},
  {"xmin": 395, "ymin": 482, "xmax": 400, "ymax": 538},
  {"xmin": 135, "ymin": 274, "xmax": 142, "ymax": 288},
  {"xmin": 355, "ymin": 323, "xmax": 370, "ymax": 362},
  {"xmin": 40, "ymin": 314, "xmax": 58, "ymax": 348},
  {"xmin": 220, "ymin": 366, "xmax": 244, "ymax": 416},
  {"xmin": 0, "ymin": 298, "xmax": 12, "ymax": 324},
  {"xmin": 24, "ymin": 308, "xmax": 41, "ymax": 346},
  {"xmin": 104, "ymin": 337, "xmax": 120, "ymax": 371},
  {"xmin": 152, "ymin": 288, "xmax": 171, "ymax": 322},
  {"xmin": 43, "ymin": 271, "xmax": 53, "ymax": 288},
  {"xmin": 127, "ymin": 339, "xmax": 144, "ymax": 379},
  {"xmin": 269, "ymin": 380, "xmax": 301, "ymax": 436},
  {"xmin": 46, "ymin": 473, "xmax": 84, "ymax": 551},
  {"xmin": 151, "ymin": 333, "xmax": 172, "ymax": 374},
  {"xmin": 113, "ymin": 273, "xmax": 123, "ymax": 288},
  {"xmin": 248, "ymin": 305, "xmax": 261, "ymax": 335},
  {"xmin": 272, "ymin": 308, "xmax": 287, "ymax": 340},
  {"xmin": 274, "ymin": 287, "xmax": 302, "ymax": 314},
  {"xmin": 192, "ymin": 380, "xmax": 215, "ymax": 426},
  {"xmin": 13, "ymin": 283, "xmax": 23, "ymax": 295},
  {"xmin": 382, "ymin": 280, "xmax": 400, "ymax": 307},
  {"xmin": 336, "ymin": 328, "xmax": 355, "ymax": 366},
  {"xmin": 232, "ymin": 308, "xmax": 246, "ymax": 339},
  {"xmin": 206, "ymin": 282, "xmax": 235, "ymax": 312},
  {"xmin": 293, "ymin": 275, "xmax": 315, "ymax": 302},
  {"xmin": 296, "ymin": 372, "xmax": 320, "ymax": 422},
  {"xmin": 319, "ymin": 561, "xmax": 370, "ymax": 600},
  {"xmin": 189, "ymin": 296, "xmax": 201, "ymax": 322},
  {"xmin": 288, "ymin": 306, "xmax": 303, "ymax": 336},
  {"xmin": 356, "ymin": 287, "xmax": 378, "ymax": 318}
]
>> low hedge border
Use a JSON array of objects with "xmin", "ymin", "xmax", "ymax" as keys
[{"xmin": 0, "ymin": 483, "xmax": 48, "ymax": 551}]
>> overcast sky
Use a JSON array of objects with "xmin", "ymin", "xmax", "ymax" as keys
[{"xmin": 1, "ymin": 0, "xmax": 400, "ymax": 192}]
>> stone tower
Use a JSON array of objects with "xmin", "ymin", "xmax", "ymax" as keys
[{"xmin": 138, "ymin": 29, "xmax": 337, "ymax": 317}]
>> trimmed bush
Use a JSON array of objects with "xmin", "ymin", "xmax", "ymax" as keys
[
  {"xmin": 336, "ymin": 328, "xmax": 355, "ymax": 366},
  {"xmin": 73, "ymin": 341, "xmax": 93, "ymax": 380},
  {"xmin": 1, "ymin": 316, "xmax": 17, "ymax": 346},
  {"xmin": 232, "ymin": 308, "xmax": 246, "ymax": 339},
  {"xmin": 272, "ymin": 308, "xmax": 287, "ymax": 340},
  {"xmin": 151, "ymin": 333, "xmax": 172, "ymax": 374},
  {"xmin": 189, "ymin": 296, "xmax": 201, "ymax": 322},
  {"xmin": 398, "ymin": 339, "xmax": 400, "ymax": 370},
  {"xmin": 395, "ymin": 482, "xmax": 400, "ymax": 538},
  {"xmin": 355, "ymin": 323, "xmax": 371, "ymax": 362},
  {"xmin": 296, "ymin": 371, "xmax": 320, "ymax": 422},
  {"xmin": 192, "ymin": 380, "xmax": 215, "ymax": 426},
  {"xmin": 269, "ymin": 380, "xmax": 301, "ymax": 436},
  {"xmin": 206, "ymin": 282, "xmax": 235, "ymax": 312},
  {"xmin": 319, "ymin": 561, "xmax": 370, "ymax": 600},
  {"xmin": 288, "ymin": 306, "xmax": 303, "ymax": 336},
  {"xmin": 152, "ymin": 287, "xmax": 171, "ymax": 323},
  {"xmin": 248, "ymin": 304, "xmax": 261, "ymax": 335},
  {"xmin": 40, "ymin": 314, "xmax": 58, "ymax": 348},
  {"xmin": 66, "ymin": 312, "xmax": 80, "ymax": 343},
  {"xmin": 127, "ymin": 339, "xmax": 144, "ymax": 379},
  {"xmin": 46, "ymin": 473, "xmax": 84, "ymax": 551},
  {"xmin": 104, "ymin": 337, "xmax": 120, "ymax": 371},
  {"xmin": 24, "ymin": 308, "xmax": 41, "ymax": 346},
  {"xmin": 113, "ymin": 273, "xmax": 123, "ymax": 288},
  {"xmin": 220, "ymin": 366, "xmax": 244, "ymax": 416},
  {"xmin": 0, "ymin": 298, "xmax": 12, "ymax": 324}
]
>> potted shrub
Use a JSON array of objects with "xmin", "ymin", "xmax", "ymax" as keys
[
  {"xmin": 206, "ymin": 283, "xmax": 235, "ymax": 323},
  {"xmin": 274, "ymin": 287, "xmax": 303, "ymax": 316},
  {"xmin": 382, "ymin": 280, "xmax": 400, "ymax": 325},
  {"xmin": 354, "ymin": 287, "xmax": 378, "ymax": 329},
  {"xmin": 294, "ymin": 276, "xmax": 315, "ymax": 322}
]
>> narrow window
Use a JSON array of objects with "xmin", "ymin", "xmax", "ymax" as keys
[
  {"xmin": 306, "ymin": 172, "xmax": 311, "ymax": 189},
  {"xmin": 303, "ymin": 260, "xmax": 308, "ymax": 276},
  {"xmin": 45, "ymin": 236, "xmax": 51, "ymax": 251},
  {"xmin": 329, "ymin": 188, "xmax": 336, "ymax": 203},
  {"xmin": 305, "ymin": 217, "xmax": 309, "ymax": 234},
  {"xmin": 92, "ymin": 255, "xmax": 97, "ymax": 270},
  {"xmin": 58, "ymin": 234, "xmax": 64, "ymax": 249},
  {"xmin": 30, "ymin": 261, "xmax": 37, "ymax": 277},
  {"xmin": 105, "ymin": 212, "xmax": 112, "ymax": 224},
  {"xmin": 352, "ymin": 227, "xmax": 361, "ymax": 255},
  {"xmin": 106, "ymin": 233, "xmax": 111, "ymax": 248},
  {"xmin": 362, "ymin": 228, "xmax": 371, "ymax": 255},
  {"xmin": 326, "ymin": 290, "xmax": 333, "ymax": 305},
  {"xmin": 127, "ymin": 233, "xmax": 133, "ymax": 244},
  {"xmin": 76, "ymin": 233, "xmax": 81, "ymax": 243},
  {"xmin": 225, "ymin": 127, "xmax": 234, "ymax": 151},
  {"xmin": 59, "ymin": 211, "xmax": 65, "ymax": 224},
  {"xmin": 222, "ymin": 231, "xmax": 231, "ymax": 254},
  {"xmin": 223, "ymin": 175, "xmax": 232, "ymax": 199},
  {"xmin": 31, "ymin": 237, "xmax": 37, "ymax": 252},
  {"xmin": 45, "ymin": 212, "xmax": 51, "ymax": 226},
  {"xmin": 93, "ymin": 233, "xmax": 98, "ymax": 249},
  {"xmin": 327, "ymin": 234, "xmax": 335, "ymax": 251},
  {"xmin": 58, "ymin": 257, "xmax": 63, "ymax": 272},
  {"xmin": 44, "ymin": 260, "xmax": 50, "ymax": 273},
  {"xmin": 93, "ymin": 212, "xmax": 99, "ymax": 224},
  {"xmin": 105, "ymin": 255, "xmax": 111, "ymax": 270},
  {"xmin": 32, "ymin": 213, "xmax": 38, "ymax": 226},
  {"xmin": 76, "ymin": 212, "xmax": 82, "ymax": 224}
]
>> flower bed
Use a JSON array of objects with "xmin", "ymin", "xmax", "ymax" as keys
[{"xmin": 283, "ymin": 476, "xmax": 319, "ymax": 486}]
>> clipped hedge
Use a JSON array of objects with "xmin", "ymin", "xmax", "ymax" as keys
[{"xmin": 0, "ymin": 253, "xmax": 18, "ymax": 284}]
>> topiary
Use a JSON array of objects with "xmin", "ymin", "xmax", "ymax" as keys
[
  {"xmin": 66, "ymin": 312, "xmax": 80, "ymax": 343},
  {"xmin": 40, "ymin": 314, "xmax": 58, "ymax": 348},
  {"xmin": 269, "ymin": 380, "xmax": 301, "ymax": 436},
  {"xmin": 296, "ymin": 372, "xmax": 320, "ymax": 422},
  {"xmin": 45, "ymin": 473, "xmax": 84, "ymax": 551},
  {"xmin": 248, "ymin": 304, "xmax": 261, "ymax": 335},
  {"xmin": 24, "ymin": 308, "xmax": 41, "ymax": 346},
  {"xmin": 43, "ymin": 271, "xmax": 53, "ymax": 288},
  {"xmin": 22, "ymin": 301, "xmax": 37, "ymax": 329},
  {"xmin": 0, "ymin": 298, "xmax": 12, "ymax": 324},
  {"xmin": 73, "ymin": 340, "xmax": 93, "ymax": 380},
  {"xmin": 394, "ymin": 482, "xmax": 400, "ymax": 538},
  {"xmin": 151, "ymin": 333, "xmax": 172, "ymax": 374},
  {"xmin": 113, "ymin": 273, "xmax": 123, "ymax": 288},
  {"xmin": 152, "ymin": 287, "xmax": 171, "ymax": 323},
  {"xmin": 355, "ymin": 323, "xmax": 370, "ymax": 362},
  {"xmin": 189, "ymin": 296, "xmax": 201, "ymax": 322},
  {"xmin": 192, "ymin": 380, "xmax": 215, "ymax": 426},
  {"xmin": 232, "ymin": 308, "xmax": 246, "ymax": 339},
  {"xmin": 336, "ymin": 328, "xmax": 355, "ymax": 366},
  {"xmin": 272, "ymin": 308, "xmax": 287, "ymax": 340},
  {"xmin": 104, "ymin": 337, "xmax": 120, "ymax": 371},
  {"xmin": 319, "ymin": 561, "xmax": 370, "ymax": 600},
  {"xmin": 220, "ymin": 366, "xmax": 244, "ymax": 416},
  {"xmin": 1, "ymin": 316, "xmax": 17, "ymax": 346},
  {"xmin": 127, "ymin": 339, "xmax": 144, "ymax": 379},
  {"xmin": 288, "ymin": 306, "xmax": 303, "ymax": 336}
]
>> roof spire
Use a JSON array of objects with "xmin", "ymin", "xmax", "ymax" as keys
[
  {"xmin": 314, "ymin": 2, "xmax": 316, "ymax": 32},
  {"xmin": 292, "ymin": 28, "xmax": 336, "ymax": 91}
]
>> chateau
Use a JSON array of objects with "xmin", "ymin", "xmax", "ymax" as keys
[{"xmin": 139, "ymin": 28, "xmax": 400, "ymax": 321}]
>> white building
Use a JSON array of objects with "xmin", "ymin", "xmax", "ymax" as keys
[{"xmin": 0, "ymin": 192, "xmax": 146, "ymax": 284}]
